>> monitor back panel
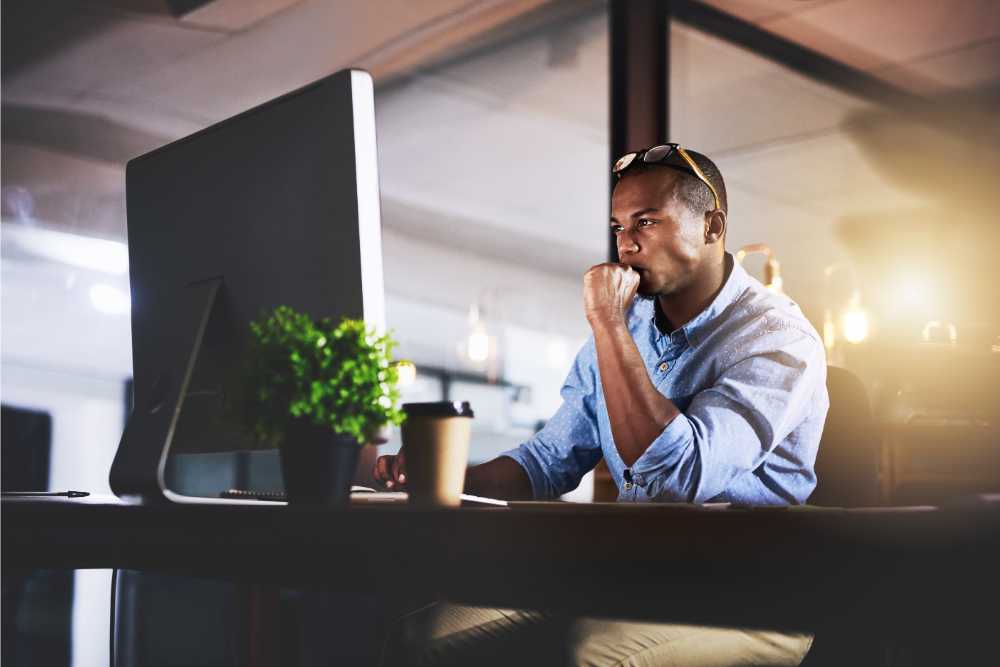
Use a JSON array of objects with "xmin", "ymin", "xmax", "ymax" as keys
[{"xmin": 123, "ymin": 69, "xmax": 383, "ymax": 462}]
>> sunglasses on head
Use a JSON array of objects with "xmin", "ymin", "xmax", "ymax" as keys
[{"xmin": 612, "ymin": 143, "xmax": 721, "ymax": 212}]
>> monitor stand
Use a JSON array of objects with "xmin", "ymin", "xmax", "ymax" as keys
[{"xmin": 110, "ymin": 278, "xmax": 225, "ymax": 504}]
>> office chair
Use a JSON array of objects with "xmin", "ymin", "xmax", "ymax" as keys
[{"xmin": 809, "ymin": 365, "xmax": 880, "ymax": 507}]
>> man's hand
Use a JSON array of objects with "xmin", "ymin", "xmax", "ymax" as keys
[
  {"xmin": 373, "ymin": 451, "xmax": 406, "ymax": 489},
  {"xmin": 584, "ymin": 263, "xmax": 640, "ymax": 327}
]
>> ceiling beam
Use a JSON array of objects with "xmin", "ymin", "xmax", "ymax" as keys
[{"xmin": 2, "ymin": 105, "xmax": 170, "ymax": 165}]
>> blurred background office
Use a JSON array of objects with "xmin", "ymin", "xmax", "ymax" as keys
[{"xmin": 3, "ymin": 1, "xmax": 999, "ymax": 665}]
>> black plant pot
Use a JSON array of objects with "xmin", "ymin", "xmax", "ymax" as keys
[{"xmin": 280, "ymin": 421, "xmax": 360, "ymax": 506}]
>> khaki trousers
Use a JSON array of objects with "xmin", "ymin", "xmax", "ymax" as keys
[{"xmin": 384, "ymin": 603, "xmax": 813, "ymax": 667}]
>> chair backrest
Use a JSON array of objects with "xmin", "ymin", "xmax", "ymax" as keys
[{"xmin": 810, "ymin": 366, "xmax": 880, "ymax": 507}]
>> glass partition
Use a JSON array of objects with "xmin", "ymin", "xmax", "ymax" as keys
[{"xmin": 375, "ymin": 5, "xmax": 608, "ymax": 486}]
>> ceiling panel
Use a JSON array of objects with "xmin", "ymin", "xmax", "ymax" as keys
[
  {"xmin": 763, "ymin": 0, "xmax": 1000, "ymax": 71},
  {"xmin": 2, "ymin": 7, "xmax": 226, "ymax": 101},
  {"xmin": 872, "ymin": 37, "xmax": 1000, "ymax": 95},
  {"xmin": 670, "ymin": 23, "xmax": 874, "ymax": 155},
  {"xmin": 89, "ymin": 0, "xmax": 509, "ymax": 130},
  {"xmin": 421, "ymin": 8, "xmax": 607, "ymax": 134}
]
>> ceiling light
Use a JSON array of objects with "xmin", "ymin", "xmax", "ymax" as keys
[{"xmin": 5, "ymin": 225, "xmax": 129, "ymax": 275}]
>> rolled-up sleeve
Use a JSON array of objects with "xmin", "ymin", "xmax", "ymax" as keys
[
  {"xmin": 631, "ymin": 326, "xmax": 826, "ymax": 503},
  {"xmin": 502, "ymin": 340, "xmax": 603, "ymax": 499}
]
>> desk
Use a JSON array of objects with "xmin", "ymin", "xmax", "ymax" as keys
[{"xmin": 5, "ymin": 495, "xmax": 999, "ymax": 638}]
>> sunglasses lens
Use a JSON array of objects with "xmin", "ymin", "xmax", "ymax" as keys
[
  {"xmin": 643, "ymin": 145, "xmax": 674, "ymax": 163},
  {"xmin": 613, "ymin": 153, "xmax": 637, "ymax": 173}
]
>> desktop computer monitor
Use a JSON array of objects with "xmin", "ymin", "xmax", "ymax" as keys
[{"xmin": 110, "ymin": 69, "xmax": 385, "ymax": 503}]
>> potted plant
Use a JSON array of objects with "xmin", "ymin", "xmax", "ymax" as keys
[{"xmin": 238, "ymin": 305, "xmax": 405, "ymax": 505}]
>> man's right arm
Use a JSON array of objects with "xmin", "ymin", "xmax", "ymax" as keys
[
  {"xmin": 371, "ymin": 451, "xmax": 532, "ymax": 500},
  {"xmin": 465, "ymin": 456, "xmax": 533, "ymax": 500}
]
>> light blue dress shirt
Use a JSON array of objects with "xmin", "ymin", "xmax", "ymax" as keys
[{"xmin": 503, "ymin": 254, "xmax": 829, "ymax": 505}]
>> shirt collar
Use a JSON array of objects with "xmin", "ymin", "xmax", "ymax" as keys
[{"xmin": 651, "ymin": 252, "xmax": 748, "ymax": 348}]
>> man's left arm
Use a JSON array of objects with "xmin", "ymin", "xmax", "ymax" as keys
[
  {"xmin": 590, "ymin": 316, "xmax": 678, "ymax": 467},
  {"xmin": 626, "ymin": 327, "xmax": 825, "ymax": 503}
]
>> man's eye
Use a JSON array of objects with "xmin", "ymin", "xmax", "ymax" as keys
[
  {"xmin": 638, "ymin": 218, "xmax": 656, "ymax": 227},
  {"xmin": 610, "ymin": 225, "xmax": 624, "ymax": 233}
]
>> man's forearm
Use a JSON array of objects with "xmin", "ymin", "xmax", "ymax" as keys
[
  {"xmin": 591, "ymin": 319, "xmax": 679, "ymax": 466},
  {"xmin": 464, "ymin": 456, "xmax": 534, "ymax": 500}
]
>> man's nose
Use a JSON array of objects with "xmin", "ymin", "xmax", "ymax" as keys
[{"xmin": 618, "ymin": 232, "xmax": 639, "ymax": 256}]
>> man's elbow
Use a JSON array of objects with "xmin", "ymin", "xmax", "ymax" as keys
[{"xmin": 640, "ymin": 446, "xmax": 702, "ymax": 503}]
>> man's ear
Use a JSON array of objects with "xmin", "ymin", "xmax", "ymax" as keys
[{"xmin": 705, "ymin": 209, "xmax": 727, "ymax": 244}]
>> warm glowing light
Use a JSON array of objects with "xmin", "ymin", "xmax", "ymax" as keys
[
  {"xmin": 467, "ymin": 325, "xmax": 490, "ymax": 362},
  {"xmin": 899, "ymin": 281, "xmax": 927, "ymax": 307},
  {"xmin": 89, "ymin": 283, "xmax": 131, "ymax": 315},
  {"xmin": 842, "ymin": 297, "xmax": 869, "ymax": 344},
  {"xmin": 395, "ymin": 360, "xmax": 417, "ymax": 386},
  {"xmin": 885, "ymin": 270, "xmax": 940, "ymax": 318}
]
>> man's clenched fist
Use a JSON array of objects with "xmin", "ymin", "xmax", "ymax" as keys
[{"xmin": 583, "ymin": 263, "xmax": 640, "ymax": 327}]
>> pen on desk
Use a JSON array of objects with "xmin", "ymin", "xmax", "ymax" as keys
[{"xmin": 1, "ymin": 490, "xmax": 91, "ymax": 498}]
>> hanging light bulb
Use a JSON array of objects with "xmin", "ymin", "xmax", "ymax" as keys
[
  {"xmin": 464, "ymin": 302, "xmax": 493, "ymax": 363},
  {"xmin": 394, "ymin": 360, "xmax": 417, "ymax": 387},
  {"xmin": 467, "ymin": 322, "xmax": 491, "ymax": 362}
]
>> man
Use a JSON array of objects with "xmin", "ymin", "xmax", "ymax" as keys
[{"xmin": 375, "ymin": 144, "xmax": 828, "ymax": 666}]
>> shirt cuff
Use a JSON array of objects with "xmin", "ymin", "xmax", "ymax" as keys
[
  {"xmin": 628, "ymin": 414, "xmax": 696, "ymax": 500},
  {"xmin": 497, "ymin": 448, "xmax": 544, "ymax": 500}
]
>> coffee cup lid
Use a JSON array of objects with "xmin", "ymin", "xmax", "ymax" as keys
[{"xmin": 403, "ymin": 401, "xmax": 474, "ymax": 418}]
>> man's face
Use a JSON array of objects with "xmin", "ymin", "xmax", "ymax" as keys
[{"xmin": 610, "ymin": 168, "xmax": 712, "ymax": 297}]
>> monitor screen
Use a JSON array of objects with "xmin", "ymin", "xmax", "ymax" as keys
[{"xmin": 111, "ymin": 69, "xmax": 384, "ymax": 501}]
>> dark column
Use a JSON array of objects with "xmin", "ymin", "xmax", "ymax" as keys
[
  {"xmin": 609, "ymin": 0, "xmax": 669, "ymax": 262},
  {"xmin": 597, "ymin": 1, "xmax": 670, "ymax": 502}
]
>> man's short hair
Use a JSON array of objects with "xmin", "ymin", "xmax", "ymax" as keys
[{"xmin": 619, "ymin": 149, "xmax": 728, "ymax": 216}]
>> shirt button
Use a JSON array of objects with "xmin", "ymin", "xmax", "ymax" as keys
[
  {"xmin": 659, "ymin": 362, "xmax": 669, "ymax": 372},
  {"xmin": 623, "ymin": 482, "xmax": 633, "ymax": 491}
]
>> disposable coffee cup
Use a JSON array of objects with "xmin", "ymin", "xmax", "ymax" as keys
[{"xmin": 401, "ymin": 401, "xmax": 474, "ymax": 507}]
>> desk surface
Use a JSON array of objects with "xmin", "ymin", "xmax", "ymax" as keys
[{"xmin": 4, "ymin": 496, "xmax": 999, "ymax": 634}]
